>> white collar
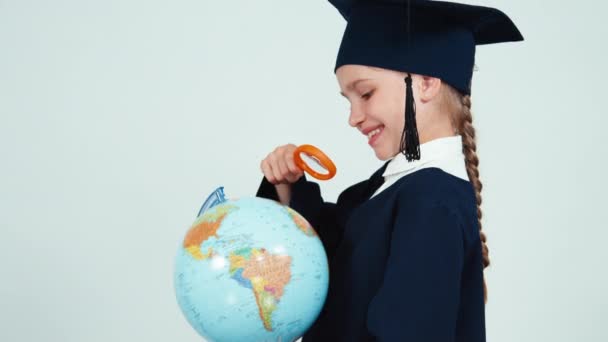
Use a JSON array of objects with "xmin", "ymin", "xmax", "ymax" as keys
[
  {"xmin": 382, "ymin": 135, "xmax": 465, "ymax": 178},
  {"xmin": 370, "ymin": 135, "xmax": 468, "ymax": 199}
]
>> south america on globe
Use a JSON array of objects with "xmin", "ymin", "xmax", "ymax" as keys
[{"xmin": 174, "ymin": 187, "xmax": 329, "ymax": 342}]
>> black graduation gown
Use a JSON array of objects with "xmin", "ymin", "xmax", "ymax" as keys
[{"xmin": 256, "ymin": 164, "xmax": 486, "ymax": 342}]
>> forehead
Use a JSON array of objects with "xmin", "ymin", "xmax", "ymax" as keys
[
  {"xmin": 337, "ymin": 65, "xmax": 376, "ymax": 82},
  {"xmin": 336, "ymin": 65, "xmax": 393, "ymax": 90}
]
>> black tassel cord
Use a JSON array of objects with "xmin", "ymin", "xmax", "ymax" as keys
[
  {"xmin": 400, "ymin": 73, "xmax": 420, "ymax": 161},
  {"xmin": 400, "ymin": 0, "xmax": 420, "ymax": 161}
]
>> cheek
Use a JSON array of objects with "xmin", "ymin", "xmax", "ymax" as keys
[
  {"xmin": 386, "ymin": 104, "xmax": 405, "ymax": 135},
  {"xmin": 381, "ymin": 93, "xmax": 404, "ymax": 127},
  {"xmin": 386, "ymin": 103, "xmax": 405, "ymax": 148},
  {"xmin": 370, "ymin": 94, "xmax": 399, "ymax": 123}
]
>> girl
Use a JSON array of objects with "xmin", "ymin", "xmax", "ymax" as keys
[{"xmin": 257, "ymin": 0, "xmax": 523, "ymax": 341}]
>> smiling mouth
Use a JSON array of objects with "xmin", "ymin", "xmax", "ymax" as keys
[{"xmin": 367, "ymin": 126, "xmax": 384, "ymax": 145}]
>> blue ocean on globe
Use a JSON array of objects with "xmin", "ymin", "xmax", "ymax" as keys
[{"xmin": 174, "ymin": 188, "xmax": 329, "ymax": 342}]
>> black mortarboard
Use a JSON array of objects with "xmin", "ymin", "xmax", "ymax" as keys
[{"xmin": 328, "ymin": 0, "xmax": 524, "ymax": 160}]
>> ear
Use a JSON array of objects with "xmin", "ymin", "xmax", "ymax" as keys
[{"xmin": 417, "ymin": 75, "xmax": 442, "ymax": 103}]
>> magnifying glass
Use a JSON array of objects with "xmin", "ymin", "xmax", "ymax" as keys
[{"xmin": 293, "ymin": 144, "xmax": 337, "ymax": 181}]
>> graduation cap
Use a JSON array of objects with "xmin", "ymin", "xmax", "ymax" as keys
[{"xmin": 328, "ymin": 0, "xmax": 524, "ymax": 161}]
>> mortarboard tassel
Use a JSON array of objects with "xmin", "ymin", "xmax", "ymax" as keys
[
  {"xmin": 400, "ymin": 73, "xmax": 420, "ymax": 161},
  {"xmin": 399, "ymin": 0, "xmax": 420, "ymax": 161}
]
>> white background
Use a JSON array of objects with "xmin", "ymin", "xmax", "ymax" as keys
[{"xmin": 1, "ymin": 0, "xmax": 606, "ymax": 341}]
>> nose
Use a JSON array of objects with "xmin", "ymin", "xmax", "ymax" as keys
[{"xmin": 348, "ymin": 104, "xmax": 365, "ymax": 128}]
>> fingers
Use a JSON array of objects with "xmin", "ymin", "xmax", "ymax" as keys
[
  {"xmin": 285, "ymin": 149, "xmax": 301, "ymax": 175},
  {"xmin": 260, "ymin": 158, "xmax": 276, "ymax": 184},
  {"xmin": 284, "ymin": 151, "xmax": 303, "ymax": 183},
  {"xmin": 269, "ymin": 152, "xmax": 284, "ymax": 183},
  {"xmin": 260, "ymin": 144, "xmax": 303, "ymax": 185}
]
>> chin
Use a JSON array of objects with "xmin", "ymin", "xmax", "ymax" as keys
[{"xmin": 373, "ymin": 148, "xmax": 395, "ymax": 161}]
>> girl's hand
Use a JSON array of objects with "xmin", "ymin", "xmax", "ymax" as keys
[{"xmin": 260, "ymin": 144, "xmax": 304, "ymax": 185}]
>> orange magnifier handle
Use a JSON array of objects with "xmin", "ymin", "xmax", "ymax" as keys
[{"xmin": 293, "ymin": 144, "xmax": 337, "ymax": 181}]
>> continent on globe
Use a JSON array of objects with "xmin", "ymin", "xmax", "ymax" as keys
[
  {"xmin": 175, "ymin": 197, "xmax": 329, "ymax": 341},
  {"xmin": 284, "ymin": 207, "xmax": 317, "ymax": 237},
  {"xmin": 228, "ymin": 247, "xmax": 292, "ymax": 331},
  {"xmin": 183, "ymin": 204, "xmax": 237, "ymax": 260}
]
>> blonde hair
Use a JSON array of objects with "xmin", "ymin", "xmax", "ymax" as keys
[{"xmin": 442, "ymin": 84, "xmax": 489, "ymax": 304}]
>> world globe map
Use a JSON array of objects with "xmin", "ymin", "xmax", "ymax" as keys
[{"xmin": 174, "ymin": 196, "xmax": 329, "ymax": 342}]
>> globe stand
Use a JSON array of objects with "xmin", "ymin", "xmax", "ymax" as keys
[{"xmin": 197, "ymin": 186, "xmax": 227, "ymax": 218}]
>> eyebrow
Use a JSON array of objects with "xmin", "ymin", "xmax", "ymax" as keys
[{"xmin": 340, "ymin": 78, "xmax": 373, "ymax": 98}]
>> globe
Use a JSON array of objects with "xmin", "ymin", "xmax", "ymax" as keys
[{"xmin": 174, "ymin": 188, "xmax": 329, "ymax": 342}]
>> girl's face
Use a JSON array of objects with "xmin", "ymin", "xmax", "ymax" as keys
[{"xmin": 336, "ymin": 64, "xmax": 408, "ymax": 161}]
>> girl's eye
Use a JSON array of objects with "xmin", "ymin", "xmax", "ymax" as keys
[{"xmin": 361, "ymin": 91, "xmax": 373, "ymax": 100}]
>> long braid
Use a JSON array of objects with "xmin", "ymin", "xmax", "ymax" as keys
[{"xmin": 458, "ymin": 95, "xmax": 489, "ymax": 304}]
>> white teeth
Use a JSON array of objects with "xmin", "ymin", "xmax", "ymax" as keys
[{"xmin": 367, "ymin": 128, "xmax": 381, "ymax": 139}]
